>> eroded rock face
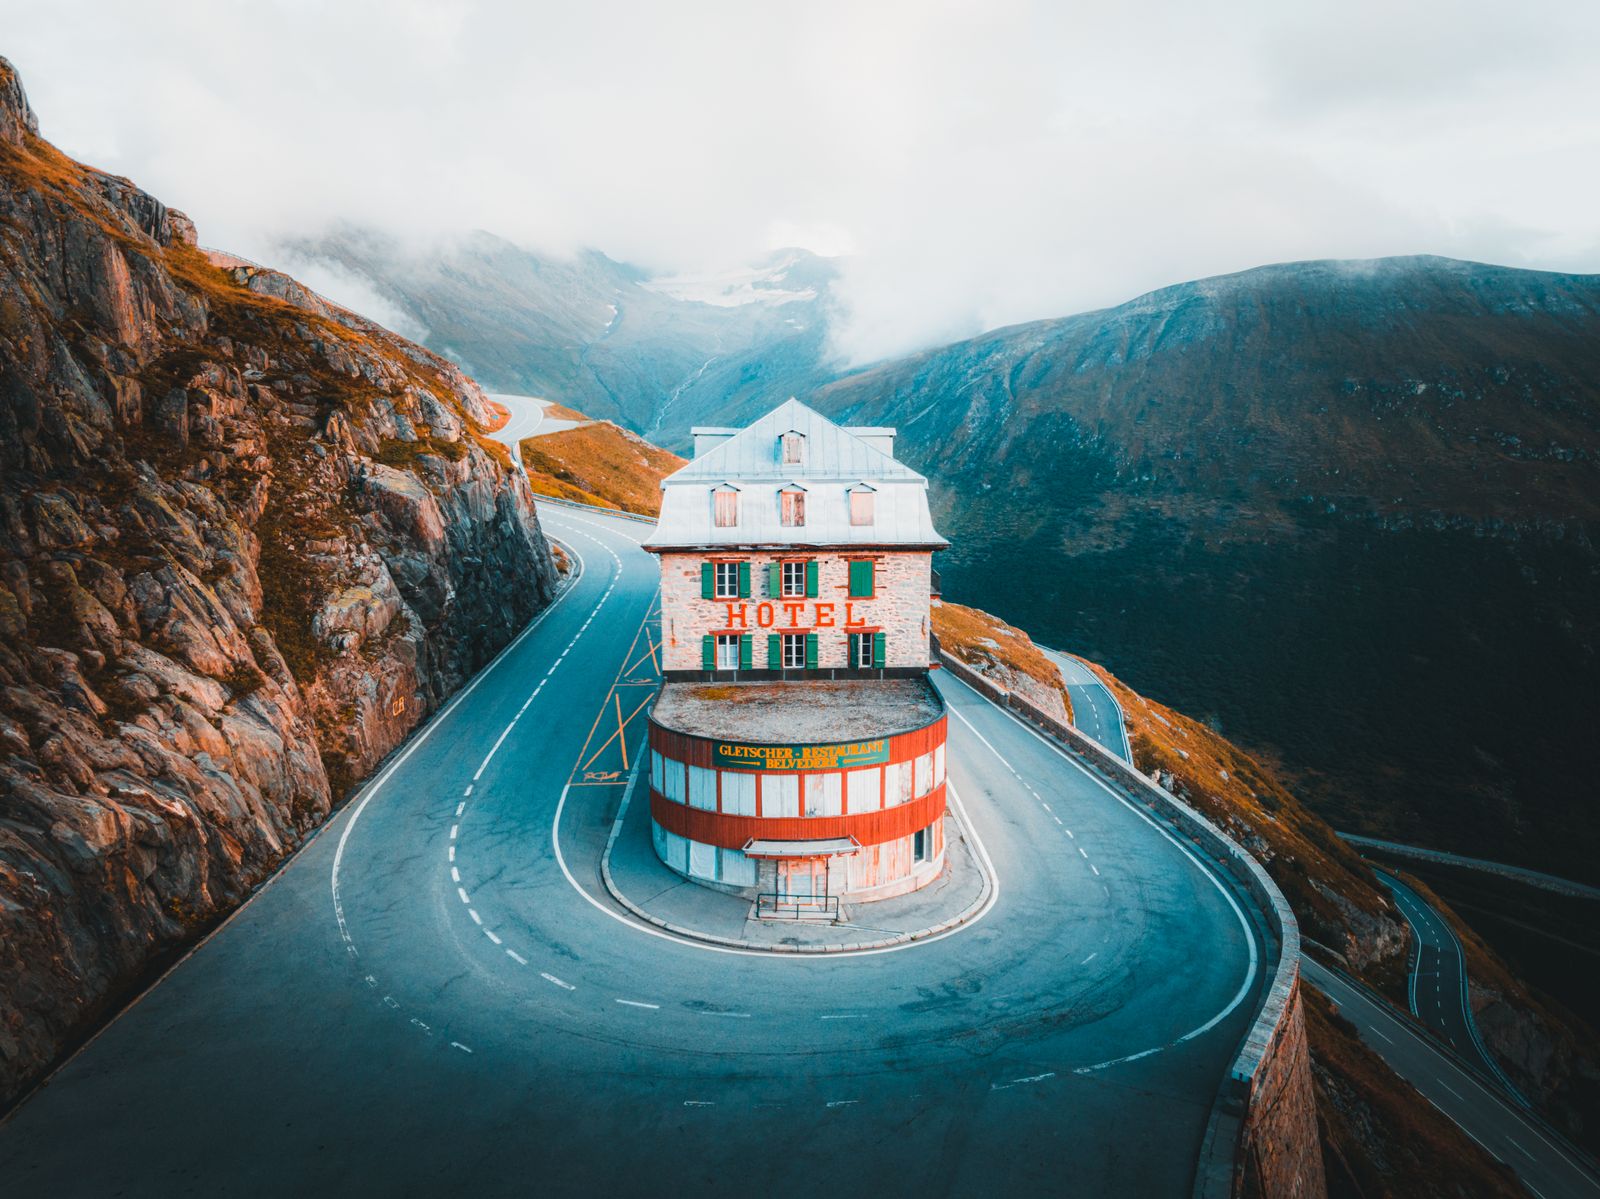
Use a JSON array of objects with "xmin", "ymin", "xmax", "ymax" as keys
[{"xmin": 0, "ymin": 57, "xmax": 555, "ymax": 1103}]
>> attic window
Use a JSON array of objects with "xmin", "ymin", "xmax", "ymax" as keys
[
  {"xmin": 780, "ymin": 486, "xmax": 806, "ymax": 527},
  {"xmin": 849, "ymin": 484, "xmax": 876, "ymax": 527},
  {"xmin": 713, "ymin": 485, "xmax": 740, "ymax": 528},
  {"xmin": 781, "ymin": 431, "xmax": 806, "ymax": 466}
]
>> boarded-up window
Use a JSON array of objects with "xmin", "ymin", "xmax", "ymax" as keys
[
  {"xmin": 650, "ymin": 751, "xmax": 665, "ymax": 791},
  {"xmin": 914, "ymin": 752, "xmax": 933, "ymax": 797},
  {"xmin": 850, "ymin": 489, "xmax": 875, "ymax": 526},
  {"xmin": 934, "ymin": 744, "xmax": 946, "ymax": 786},
  {"xmin": 718, "ymin": 847, "xmax": 757, "ymax": 887},
  {"xmin": 722, "ymin": 771, "xmax": 757, "ymax": 816},
  {"xmin": 688, "ymin": 764, "xmax": 717, "ymax": 810},
  {"xmin": 847, "ymin": 768, "xmax": 882, "ymax": 813},
  {"xmin": 688, "ymin": 838, "xmax": 717, "ymax": 880},
  {"xmin": 884, "ymin": 761, "xmax": 913, "ymax": 806},
  {"xmin": 781, "ymin": 431, "xmax": 805, "ymax": 465},
  {"xmin": 714, "ymin": 489, "xmax": 739, "ymax": 527},
  {"xmin": 780, "ymin": 488, "xmax": 806, "ymax": 527},
  {"xmin": 655, "ymin": 826, "xmax": 688, "ymax": 874},
  {"xmin": 804, "ymin": 772, "xmax": 842, "ymax": 817},
  {"xmin": 765, "ymin": 773, "xmax": 800, "ymax": 818},
  {"xmin": 663, "ymin": 757, "xmax": 686, "ymax": 803}
]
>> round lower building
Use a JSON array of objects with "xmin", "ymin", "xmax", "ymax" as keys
[{"xmin": 647, "ymin": 677, "xmax": 948, "ymax": 911}]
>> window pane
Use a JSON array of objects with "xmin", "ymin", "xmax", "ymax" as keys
[
  {"xmin": 716, "ymin": 635, "xmax": 739, "ymax": 669},
  {"xmin": 783, "ymin": 561, "xmax": 805, "ymax": 597},
  {"xmin": 781, "ymin": 490, "xmax": 805, "ymax": 527},
  {"xmin": 782, "ymin": 633, "xmax": 805, "ymax": 668}
]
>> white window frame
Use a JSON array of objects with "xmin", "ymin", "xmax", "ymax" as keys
[
  {"xmin": 850, "ymin": 631, "xmax": 875, "ymax": 667},
  {"xmin": 781, "ymin": 632, "xmax": 806, "ymax": 669},
  {"xmin": 714, "ymin": 561, "xmax": 740, "ymax": 598},
  {"xmin": 781, "ymin": 560, "xmax": 807, "ymax": 598},
  {"xmin": 715, "ymin": 633, "xmax": 740, "ymax": 670}
]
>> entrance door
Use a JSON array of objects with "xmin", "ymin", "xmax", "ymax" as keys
[{"xmin": 778, "ymin": 859, "xmax": 825, "ymax": 907}]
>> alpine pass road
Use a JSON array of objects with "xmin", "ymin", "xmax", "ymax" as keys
[{"xmin": 0, "ymin": 505, "xmax": 1265, "ymax": 1198}]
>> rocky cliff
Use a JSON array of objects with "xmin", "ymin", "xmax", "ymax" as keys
[{"xmin": 0, "ymin": 59, "xmax": 556, "ymax": 1105}]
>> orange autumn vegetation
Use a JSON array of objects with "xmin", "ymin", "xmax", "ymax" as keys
[
  {"xmin": 932, "ymin": 601, "xmax": 1073, "ymax": 721},
  {"xmin": 520, "ymin": 419, "xmax": 685, "ymax": 516}
]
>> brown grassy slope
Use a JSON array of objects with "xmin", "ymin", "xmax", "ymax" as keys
[
  {"xmin": 1306, "ymin": 987, "xmax": 1524, "ymax": 1199},
  {"xmin": 932, "ymin": 601, "xmax": 1074, "ymax": 723},
  {"xmin": 519, "ymin": 419, "xmax": 685, "ymax": 515}
]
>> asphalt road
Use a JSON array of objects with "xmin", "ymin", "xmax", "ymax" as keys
[
  {"xmin": 1044, "ymin": 647, "xmax": 1132, "ymax": 762},
  {"xmin": 1303, "ymin": 958, "xmax": 1600, "ymax": 1199},
  {"xmin": 1342, "ymin": 835, "xmax": 1600, "ymax": 902},
  {"xmin": 0, "ymin": 504, "xmax": 1266, "ymax": 1198}
]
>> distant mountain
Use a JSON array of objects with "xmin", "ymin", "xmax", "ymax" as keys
[
  {"xmin": 275, "ymin": 229, "xmax": 844, "ymax": 447},
  {"xmin": 810, "ymin": 256, "xmax": 1600, "ymax": 881}
]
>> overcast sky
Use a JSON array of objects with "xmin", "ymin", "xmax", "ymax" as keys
[{"xmin": 6, "ymin": 0, "xmax": 1599, "ymax": 362}]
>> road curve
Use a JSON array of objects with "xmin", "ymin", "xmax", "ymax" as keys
[
  {"xmin": 0, "ymin": 505, "xmax": 1264, "ymax": 1197},
  {"xmin": 1043, "ymin": 646, "xmax": 1132, "ymax": 763}
]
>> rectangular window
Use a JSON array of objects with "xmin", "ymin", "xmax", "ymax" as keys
[
  {"xmin": 848, "ymin": 559, "xmax": 875, "ymax": 598},
  {"xmin": 846, "ymin": 768, "xmax": 881, "ymax": 813},
  {"xmin": 687, "ymin": 765, "xmax": 717, "ymax": 811},
  {"xmin": 850, "ymin": 490, "xmax": 875, "ymax": 526},
  {"xmin": 765, "ymin": 773, "xmax": 800, "ymax": 818},
  {"xmin": 722, "ymin": 772, "xmax": 757, "ymax": 816},
  {"xmin": 651, "ymin": 752, "xmax": 666, "ymax": 791},
  {"xmin": 664, "ymin": 758, "xmax": 686, "ymax": 804},
  {"xmin": 913, "ymin": 826, "xmax": 929, "ymax": 863},
  {"xmin": 781, "ymin": 560, "xmax": 807, "ymax": 598},
  {"xmin": 689, "ymin": 839, "xmax": 716, "ymax": 880},
  {"xmin": 781, "ymin": 632, "xmax": 806, "ymax": 669},
  {"xmin": 884, "ymin": 761, "xmax": 913, "ymax": 806},
  {"xmin": 781, "ymin": 431, "xmax": 805, "ymax": 465},
  {"xmin": 934, "ymin": 743, "xmax": 945, "ymax": 786},
  {"xmin": 914, "ymin": 751, "xmax": 933, "ymax": 798},
  {"xmin": 717, "ymin": 847, "xmax": 757, "ymax": 887},
  {"xmin": 780, "ymin": 489, "xmax": 806, "ymax": 527},
  {"xmin": 804, "ymin": 773, "xmax": 842, "ymax": 817},
  {"xmin": 849, "ymin": 631, "xmax": 875, "ymax": 668},
  {"xmin": 715, "ymin": 633, "xmax": 740, "ymax": 670},
  {"xmin": 714, "ymin": 489, "xmax": 738, "ymax": 527},
  {"xmin": 714, "ymin": 561, "xmax": 740, "ymax": 598}
]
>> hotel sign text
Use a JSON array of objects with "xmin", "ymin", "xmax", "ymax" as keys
[{"xmin": 714, "ymin": 738, "xmax": 890, "ymax": 771}]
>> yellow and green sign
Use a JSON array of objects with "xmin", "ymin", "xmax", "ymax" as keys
[{"xmin": 714, "ymin": 739, "xmax": 890, "ymax": 771}]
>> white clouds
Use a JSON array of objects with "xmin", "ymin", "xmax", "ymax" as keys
[{"xmin": 4, "ymin": 0, "xmax": 1597, "ymax": 364}]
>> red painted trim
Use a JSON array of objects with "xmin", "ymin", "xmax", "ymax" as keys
[
  {"xmin": 651, "ymin": 714, "xmax": 947, "ymax": 770},
  {"xmin": 651, "ymin": 784, "xmax": 947, "ymax": 850}
]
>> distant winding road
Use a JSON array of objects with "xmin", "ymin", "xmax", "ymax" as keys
[{"xmin": 0, "ymin": 505, "xmax": 1265, "ymax": 1197}]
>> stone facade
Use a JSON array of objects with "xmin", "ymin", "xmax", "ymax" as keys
[
  {"xmin": 658, "ymin": 549, "xmax": 933, "ymax": 673},
  {"xmin": 1239, "ymin": 978, "xmax": 1327, "ymax": 1199}
]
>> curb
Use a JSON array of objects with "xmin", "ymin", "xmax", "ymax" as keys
[{"xmin": 598, "ymin": 767, "xmax": 996, "ymax": 955}]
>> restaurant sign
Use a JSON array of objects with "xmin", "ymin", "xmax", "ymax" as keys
[{"xmin": 714, "ymin": 738, "xmax": 890, "ymax": 771}]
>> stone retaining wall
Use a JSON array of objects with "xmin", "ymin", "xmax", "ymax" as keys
[{"xmin": 935, "ymin": 646, "xmax": 1325, "ymax": 1199}]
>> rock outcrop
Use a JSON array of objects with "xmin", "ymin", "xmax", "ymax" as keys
[{"xmin": 0, "ymin": 58, "xmax": 556, "ymax": 1104}]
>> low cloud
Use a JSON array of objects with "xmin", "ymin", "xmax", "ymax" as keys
[{"xmin": 6, "ymin": 0, "xmax": 1597, "ymax": 364}]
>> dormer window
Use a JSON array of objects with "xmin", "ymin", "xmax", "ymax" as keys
[
  {"xmin": 848, "ymin": 483, "xmax": 876, "ymax": 527},
  {"xmin": 779, "ymin": 484, "xmax": 807, "ymax": 527},
  {"xmin": 712, "ymin": 484, "xmax": 740, "ymax": 528},
  {"xmin": 780, "ymin": 431, "xmax": 806, "ymax": 466}
]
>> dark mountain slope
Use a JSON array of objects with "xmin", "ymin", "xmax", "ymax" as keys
[
  {"xmin": 0, "ymin": 59, "xmax": 556, "ymax": 1103},
  {"xmin": 813, "ymin": 256, "xmax": 1600, "ymax": 881}
]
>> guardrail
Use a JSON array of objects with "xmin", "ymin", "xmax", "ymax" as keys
[
  {"xmin": 933, "ymin": 643, "xmax": 1306, "ymax": 1199},
  {"xmin": 529, "ymin": 493, "xmax": 658, "ymax": 526}
]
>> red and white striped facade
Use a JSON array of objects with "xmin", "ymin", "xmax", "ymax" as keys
[{"xmin": 643, "ymin": 399, "xmax": 950, "ymax": 904}]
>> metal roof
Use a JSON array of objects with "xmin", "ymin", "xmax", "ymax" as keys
[
  {"xmin": 742, "ymin": 837, "xmax": 862, "ymax": 858},
  {"xmin": 645, "ymin": 398, "xmax": 947, "ymax": 550}
]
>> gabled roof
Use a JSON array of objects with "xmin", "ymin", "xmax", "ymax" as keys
[
  {"xmin": 666, "ymin": 397, "xmax": 924, "ymax": 484},
  {"xmin": 645, "ymin": 398, "xmax": 947, "ymax": 551}
]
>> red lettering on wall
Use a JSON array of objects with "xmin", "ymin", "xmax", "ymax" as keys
[
  {"xmin": 756, "ymin": 602, "xmax": 774, "ymax": 628},
  {"xmin": 815, "ymin": 602, "xmax": 835, "ymax": 627},
  {"xmin": 845, "ymin": 601, "xmax": 866, "ymax": 628},
  {"xmin": 782, "ymin": 601, "xmax": 806, "ymax": 625},
  {"xmin": 725, "ymin": 603, "xmax": 748, "ymax": 628}
]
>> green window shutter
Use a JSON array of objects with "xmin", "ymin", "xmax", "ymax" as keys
[
  {"xmin": 739, "ymin": 633, "xmax": 753, "ymax": 670},
  {"xmin": 847, "ymin": 635, "xmax": 858, "ymax": 669},
  {"xmin": 873, "ymin": 632, "xmax": 887, "ymax": 668},
  {"xmin": 804, "ymin": 633, "xmax": 818, "ymax": 670},
  {"xmin": 738, "ymin": 561, "xmax": 751, "ymax": 598},
  {"xmin": 702, "ymin": 634, "xmax": 716, "ymax": 671},
  {"xmin": 766, "ymin": 562, "xmax": 780, "ymax": 596},
  {"xmin": 848, "ymin": 559, "xmax": 873, "ymax": 597},
  {"xmin": 805, "ymin": 559, "xmax": 819, "ymax": 598},
  {"xmin": 768, "ymin": 633, "xmax": 781, "ymax": 668},
  {"xmin": 701, "ymin": 562, "xmax": 714, "ymax": 600}
]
